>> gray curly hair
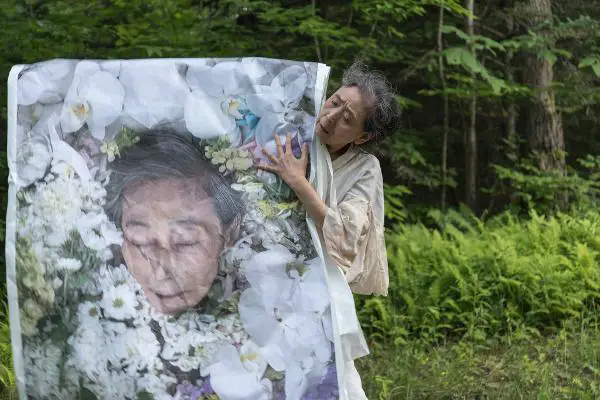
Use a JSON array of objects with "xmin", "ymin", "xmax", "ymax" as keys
[{"xmin": 341, "ymin": 60, "xmax": 402, "ymax": 140}]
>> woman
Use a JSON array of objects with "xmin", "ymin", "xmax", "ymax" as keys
[{"xmin": 258, "ymin": 61, "xmax": 401, "ymax": 399}]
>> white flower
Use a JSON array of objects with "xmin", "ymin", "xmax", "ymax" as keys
[
  {"xmin": 158, "ymin": 313, "xmax": 247, "ymax": 373},
  {"xmin": 16, "ymin": 133, "xmax": 52, "ymax": 186},
  {"xmin": 238, "ymin": 288, "xmax": 331, "ymax": 372},
  {"xmin": 184, "ymin": 61, "xmax": 257, "ymax": 144},
  {"xmin": 67, "ymin": 317, "xmax": 108, "ymax": 381},
  {"xmin": 120, "ymin": 62, "xmax": 190, "ymax": 129},
  {"xmin": 60, "ymin": 61, "xmax": 125, "ymax": 139},
  {"xmin": 136, "ymin": 374, "xmax": 177, "ymax": 400},
  {"xmin": 76, "ymin": 301, "xmax": 101, "ymax": 325},
  {"xmin": 100, "ymin": 141, "xmax": 120, "ymax": 162},
  {"xmin": 24, "ymin": 339, "xmax": 78, "ymax": 399},
  {"xmin": 205, "ymin": 343, "xmax": 272, "ymax": 400},
  {"xmin": 242, "ymin": 246, "xmax": 330, "ymax": 314},
  {"xmin": 100, "ymin": 283, "xmax": 138, "ymax": 320},
  {"xmin": 245, "ymin": 65, "xmax": 309, "ymax": 146},
  {"xmin": 56, "ymin": 257, "xmax": 82, "ymax": 272},
  {"xmin": 107, "ymin": 323, "xmax": 162, "ymax": 373},
  {"xmin": 82, "ymin": 369, "xmax": 135, "ymax": 400},
  {"xmin": 17, "ymin": 60, "xmax": 75, "ymax": 105},
  {"xmin": 284, "ymin": 357, "xmax": 329, "ymax": 400}
]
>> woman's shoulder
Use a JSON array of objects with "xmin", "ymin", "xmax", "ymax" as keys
[{"xmin": 352, "ymin": 149, "xmax": 383, "ymax": 179}]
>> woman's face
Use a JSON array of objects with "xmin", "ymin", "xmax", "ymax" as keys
[
  {"xmin": 121, "ymin": 178, "xmax": 225, "ymax": 315},
  {"xmin": 315, "ymin": 85, "xmax": 372, "ymax": 154}
]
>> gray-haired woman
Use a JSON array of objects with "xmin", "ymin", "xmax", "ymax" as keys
[{"xmin": 258, "ymin": 61, "xmax": 401, "ymax": 399}]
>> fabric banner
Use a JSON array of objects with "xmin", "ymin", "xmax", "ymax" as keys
[{"xmin": 4, "ymin": 57, "xmax": 355, "ymax": 400}]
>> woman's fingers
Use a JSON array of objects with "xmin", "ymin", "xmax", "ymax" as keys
[
  {"xmin": 285, "ymin": 132, "xmax": 293, "ymax": 155},
  {"xmin": 256, "ymin": 163, "xmax": 279, "ymax": 173},
  {"xmin": 300, "ymin": 142, "xmax": 309, "ymax": 161},
  {"xmin": 261, "ymin": 147, "xmax": 279, "ymax": 164},
  {"xmin": 273, "ymin": 133, "xmax": 285, "ymax": 158}
]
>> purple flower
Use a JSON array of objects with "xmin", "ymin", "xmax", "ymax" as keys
[
  {"xmin": 175, "ymin": 380, "xmax": 215, "ymax": 400},
  {"xmin": 301, "ymin": 363, "xmax": 339, "ymax": 400}
]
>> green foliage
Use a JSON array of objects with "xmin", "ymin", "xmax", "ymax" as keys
[
  {"xmin": 0, "ymin": 301, "xmax": 14, "ymax": 391},
  {"xmin": 358, "ymin": 209, "xmax": 600, "ymax": 346},
  {"xmin": 489, "ymin": 154, "xmax": 600, "ymax": 215},
  {"xmin": 358, "ymin": 319, "xmax": 600, "ymax": 399}
]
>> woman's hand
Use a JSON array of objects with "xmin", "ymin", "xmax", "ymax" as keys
[
  {"xmin": 256, "ymin": 132, "xmax": 328, "ymax": 229},
  {"xmin": 257, "ymin": 132, "xmax": 309, "ymax": 189}
]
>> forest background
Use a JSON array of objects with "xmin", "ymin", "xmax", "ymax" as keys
[{"xmin": 2, "ymin": 0, "xmax": 600, "ymax": 398}]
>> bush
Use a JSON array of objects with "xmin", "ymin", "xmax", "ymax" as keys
[{"xmin": 357, "ymin": 209, "xmax": 600, "ymax": 345}]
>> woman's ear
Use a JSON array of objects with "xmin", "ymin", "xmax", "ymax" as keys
[{"xmin": 353, "ymin": 132, "xmax": 375, "ymax": 145}]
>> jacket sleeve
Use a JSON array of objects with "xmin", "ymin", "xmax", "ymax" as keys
[{"xmin": 321, "ymin": 168, "xmax": 389, "ymax": 296}]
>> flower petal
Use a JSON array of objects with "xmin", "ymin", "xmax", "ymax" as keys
[
  {"xmin": 243, "ymin": 245, "xmax": 294, "ymax": 291},
  {"xmin": 207, "ymin": 344, "xmax": 273, "ymax": 400},
  {"xmin": 271, "ymin": 65, "xmax": 308, "ymax": 109},
  {"xmin": 17, "ymin": 60, "xmax": 75, "ymax": 105},
  {"xmin": 48, "ymin": 120, "xmax": 92, "ymax": 182},
  {"xmin": 185, "ymin": 62, "xmax": 222, "ymax": 97},
  {"xmin": 238, "ymin": 289, "xmax": 283, "ymax": 347},
  {"xmin": 120, "ymin": 62, "xmax": 189, "ymax": 128},
  {"xmin": 184, "ymin": 90, "xmax": 238, "ymax": 140},
  {"xmin": 253, "ymin": 113, "xmax": 291, "ymax": 146},
  {"xmin": 245, "ymin": 87, "xmax": 279, "ymax": 116},
  {"xmin": 80, "ymin": 71, "xmax": 125, "ymax": 139}
]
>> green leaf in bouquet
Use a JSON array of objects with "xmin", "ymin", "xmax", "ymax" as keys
[
  {"xmin": 79, "ymin": 385, "xmax": 99, "ymax": 400},
  {"xmin": 137, "ymin": 390, "xmax": 155, "ymax": 400}
]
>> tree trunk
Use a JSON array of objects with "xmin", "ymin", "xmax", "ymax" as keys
[
  {"xmin": 438, "ymin": 0, "xmax": 449, "ymax": 211},
  {"xmin": 523, "ymin": 0, "xmax": 565, "ymax": 171},
  {"xmin": 465, "ymin": 0, "xmax": 477, "ymax": 211}
]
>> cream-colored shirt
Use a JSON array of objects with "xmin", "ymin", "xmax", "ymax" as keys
[{"xmin": 322, "ymin": 145, "xmax": 389, "ymax": 296}]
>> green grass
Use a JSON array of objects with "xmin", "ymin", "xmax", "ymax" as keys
[{"xmin": 358, "ymin": 321, "xmax": 600, "ymax": 399}]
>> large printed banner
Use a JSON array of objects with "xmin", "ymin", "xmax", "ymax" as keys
[{"xmin": 6, "ymin": 58, "xmax": 339, "ymax": 400}]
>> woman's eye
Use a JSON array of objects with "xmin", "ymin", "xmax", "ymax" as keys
[{"xmin": 331, "ymin": 100, "xmax": 338, "ymax": 106}]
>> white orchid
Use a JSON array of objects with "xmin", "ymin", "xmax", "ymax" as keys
[
  {"xmin": 243, "ymin": 245, "xmax": 330, "ymax": 314},
  {"xmin": 205, "ymin": 343, "xmax": 272, "ymax": 400},
  {"xmin": 245, "ymin": 64, "xmax": 309, "ymax": 146},
  {"xmin": 184, "ymin": 61, "xmax": 256, "ymax": 144},
  {"xmin": 238, "ymin": 288, "xmax": 331, "ymax": 373},
  {"xmin": 120, "ymin": 62, "xmax": 189, "ymax": 129},
  {"xmin": 60, "ymin": 61, "xmax": 125, "ymax": 139},
  {"xmin": 284, "ymin": 357, "xmax": 330, "ymax": 400},
  {"xmin": 17, "ymin": 60, "xmax": 75, "ymax": 106}
]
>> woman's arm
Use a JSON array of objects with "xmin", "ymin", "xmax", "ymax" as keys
[{"xmin": 256, "ymin": 133, "xmax": 328, "ymax": 229}]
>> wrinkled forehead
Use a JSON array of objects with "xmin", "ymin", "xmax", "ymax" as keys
[
  {"xmin": 123, "ymin": 177, "xmax": 211, "ymax": 204},
  {"xmin": 332, "ymin": 86, "xmax": 371, "ymax": 119}
]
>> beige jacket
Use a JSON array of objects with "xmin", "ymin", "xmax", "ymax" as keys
[{"xmin": 322, "ymin": 146, "xmax": 389, "ymax": 296}]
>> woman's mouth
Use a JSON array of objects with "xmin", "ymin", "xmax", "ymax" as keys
[{"xmin": 319, "ymin": 123, "xmax": 331, "ymax": 135}]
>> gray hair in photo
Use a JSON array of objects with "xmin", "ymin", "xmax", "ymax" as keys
[{"xmin": 105, "ymin": 129, "xmax": 245, "ymax": 230}]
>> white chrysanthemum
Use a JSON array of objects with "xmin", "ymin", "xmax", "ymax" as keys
[
  {"xmin": 158, "ymin": 312, "xmax": 248, "ymax": 373},
  {"xmin": 85, "ymin": 264, "xmax": 139, "ymax": 297},
  {"xmin": 24, "ymin": 339, "xmax": 78, "ymax": 399},
  {"xmin": 16, "ymin": 134, "xmax": 52, "ymax": 187},
  {"xmin": 108, "ymin": 323, "xmax": 162, "ymax": 373},
  {"xmin": 56, "ymin": 257, "xmax": 82, "ymax": 272},
  {"xmin": 136, "ymin": 374, "xmax": 177, "ymax": 400},
  {"xmin": 76, "ymin": 301, "xmax": 101, "ymax": 325},
  {"xmin": 100, "ymin": 284, "xmax": 138, "ymax": 320},
  {"xmin": 81, "ymin": 369, "xmax": 135, "ymax": 400},
  {"xmin": 67, "ymin": 317, "xmax": 108, "ymax": 381}
]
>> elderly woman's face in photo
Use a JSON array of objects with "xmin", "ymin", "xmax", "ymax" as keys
[{"xmin": 120, "ymin": 178, "xmax": 225, "ymax": 315}]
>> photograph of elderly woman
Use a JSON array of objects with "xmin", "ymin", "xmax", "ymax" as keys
[
  {"xmin": 105, "ymin": 130, "xmax": 245, "ymax": 315},
  {"xmin": 8, "ymin": 58, "xmax": 338, "ymax": 400}
]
